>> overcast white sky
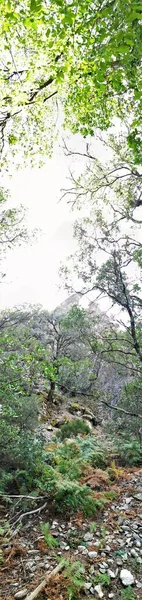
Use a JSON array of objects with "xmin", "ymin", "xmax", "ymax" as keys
[
  {"xmin": 0, "ymin": 133, "xmax": 97, "ymax": 311},
  {"xmin": 1, "ymin": 127, "xmax": 141, "ymax": 315}
]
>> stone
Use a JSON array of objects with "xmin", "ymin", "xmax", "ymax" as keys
[
  {"xmin": 133, "ymin": 493, "xmax": 142, "ymax": 501},
  {"xmin": 116, "ymin": 558, "xmax": 123, "ymax": 566},
  {"xmin": 120, "ymin": 569, "xmax": 134, "ymax": 586},
  {"xmin": 107, "ymin": 569, "xmax": 116, "ymax": 578},
  {"xmin": 94, "ymin": 584, "xmax": 104, "ymax": 598},
  {"xmin": 131, "ymin": 548, "xmax": 138, "ymax": 558},
  {"xmin": 136, "ymin": 582, "xmax": 142, "ymax": 588},
  {"xmin": 78, "ymin": 545, "xmax": 87, "ymax": 552},
  {"xmin": 108, "ymin": 595, "xmax": 114, "ymax": 599},
  {"xmin": 84, "ymin": 582, "xmax": 92, "ymax": 590},
  {"xmin": 99, "ymin": 567, "xmax": 106, "ymax": 573},
  {"xmin": 25, "ymin": 560, "xmax": 37, "ymax": 572},
  {"xmin": 14, "ymin": 590, "xmax": 28, "ymax": 599},
  {"xmin": 88, "ymin": 551, "xmax": 98, "ymax": 558},
  {"xmin": 122, "ymin": 553, "xmax": 128, "ymax": 561},
  {"xmin": 105, "ymin": 545, "xmax": 111, "ymax": 552},
  {"xmin": 45, "ymin": 563, "xmax": 50, "ymax": 569}
]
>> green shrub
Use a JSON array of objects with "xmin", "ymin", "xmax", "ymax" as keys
[
  {"xmin": 54, "ymin": 478, "xmax": 105, "ymax": 515},
  {"xmin": 57, "ymin": 457, "xmax": 84, "ymax": 480},
  {"xmin": 0, "ymin": 394, "xmax": 43, "ymax": 493},
  {"xmin": 56, "ymin": 418, "xmax": 90, "ymax": 441},
  {"xmin": 76, "ymin": 436, "xmax": 107, "ymax": 468},
  {"xmin": 116, "ymin": 437, "xmax": 142, "ymax": 465}
]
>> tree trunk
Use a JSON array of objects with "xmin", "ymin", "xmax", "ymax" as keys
[{"xmin": 47, "ymin": 380, "xmax": 55, "ymax": 402}]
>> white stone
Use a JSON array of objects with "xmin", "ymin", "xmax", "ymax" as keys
[
  {"xmin": 108, "ymin": 595, "xmax": 114, "ymax": 599},
  {"xmin": 88, "ymin": 551, "xmax": 98, "ymax": 558},
  {"xmin": 84, "ymin": 532, "xmax": 94, "ymax": 541},
  {"xmin": 107, "ymin": 569, "xmax": 116, "ymax": 578},
  {"xmin": 120, "ymin": 569, "xmax": 134, "ymax": 586},
  {"xmin": 131, "ymin": 549, "xmax": 138, "ymax": 558},
  {"xmin": 84, "ymin": 582, "xmax": 92, "ymax": 590},
  {"xmin": 14, "ymin": 591, "xmax": 28, "ymax": 600},
  {"xmin": 122, "ymin": 553, "xmax": 128, "ymax": 561},
  {"xmin": 94, "ymin": 584, "xmax": 104, "ymax": 598}
]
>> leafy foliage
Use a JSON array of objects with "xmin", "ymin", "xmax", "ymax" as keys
[
  {"xmin": 115, "ymin": 437, "xmax": 142, "ymax": 466},
  {"xmin": 0, "ymin": 1, "xmax": 141, "ymax": 165}
]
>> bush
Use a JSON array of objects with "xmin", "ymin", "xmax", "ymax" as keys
[
  {"xmin": 0, "ymin": 398, "xmax": 43, "ymax": 493},
  {"xmin": 56, "ymin": 418, "xmax": 90, "ymax": 441},
  {"xmin": 54, "ymin": 478, "xmax": 105, "ymax": 515},
  {"xmin": 116, "ymin": 437, "xmax": 142, "ymax": 466},
  {"xmin": 76, "ymin": 436, "xmax": 107, "ymax": 468}
]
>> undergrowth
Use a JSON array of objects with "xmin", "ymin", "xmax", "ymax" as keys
[
  {"xmin": 119, "ymin": 587, "xmax": 136, "ymax": 600},
  {"xmin": 41, "ymin": 521, "xmax": 58, "ymax": 548}
]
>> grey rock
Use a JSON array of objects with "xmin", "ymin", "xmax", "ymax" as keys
[
  {"xmin": 136, "ymin": 541, "xmax": 141, "ymax": 548},
  {"xmin": 14, "ymin": 591, "xmax": 28, "ymax": 600},
  {"xmin": 120, "ymin": 569, "xmax": 134, "ymax": 586},
  {"xmin": 133, "ymin": 493, "xmax": 142, "ymax": 501},
  {"xmin": 99, "ymin": 567, "xmax": 106, "ymax": 574},
  {"xmin": 131, "ymin": 549, "xmax": 138, "ymax": 558},
  {"xmin": 88, "ymin": 551, "xmax": 98, "ymax": 558},
  {"xmin": 45, "ymin": 563, "xmax": 50, "ymax": 569},
  {"xmin": 107, "ymin": 569, "xmax": 116, "ymax": 578},
  {"xmin": 136, "ymin": 582, "xmax": 142, "ymax": 588},
  {"xmin": 122, "ymin": 553, "xmax": 128, "ymax": 561},
  {"xmin": 25, "ymin": 560, "xmax": 37, "ymax": 572},
  {"xmin": 78, "ymin": 545, "xmax": 87, "ymax": 552},
  {"xmin": 133, "ymin": 534, "xmax": 141, "ymax": 543},
  {"xmin": 108, "ymin": 595, "xmax": 115, "ymax": 599},
  {"xmin": 84, "ymin": 582, "xmax": 92, "ymax": 590},
  {"xmin": 94, "ymin": 584, "xmax": 104, "ymax": 598},
  {"xmin": 116, "ymin": 558, "xmax": 123, "ymax": 566},
  {"xmin": 89, "ymin": 566, "xmax": 95, "ymax": 574}
]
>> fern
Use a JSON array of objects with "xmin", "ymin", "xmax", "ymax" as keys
[
  {"xmin": 64, "ymin": 559, "xmax": 85, "ymax": 600},
  {"xmin": 119, "ymin": 587, "xmax": 136, "ymax": 600},
  {"xmin": 116, "ymin": 438, "xmax": 142, "ymax": 466},
  {"xmin": 41, "ymin": 522, "xmax": 58, "ymax": 548},
  {"xmin": 93, "ymin": 573, "xmax": 111, "ymax": 587}
]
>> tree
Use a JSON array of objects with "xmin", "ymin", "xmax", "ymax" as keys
[
  {"xmin": 0, "ymin": 0, "xmax": 141, "ymax": 166},
  {"xmin": 26, "ymin": 305, "xmax": 103, "ymax": 401},
  {"xmin": 61, "ymin": 134, "xmax": 142, "ymax": 425}
]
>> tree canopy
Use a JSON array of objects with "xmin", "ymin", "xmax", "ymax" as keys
[{"xmin": 0, "ymin": 0, "xmax": 141, "ymax": 166}]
